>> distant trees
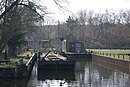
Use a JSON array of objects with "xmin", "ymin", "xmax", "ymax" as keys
[
  {"xmin": 66, "ymin": 16, "xmax": 79, "ymax": 41},
  {"xmin": 32, "ymin": 9, "xmax": 130, "ymax": 49},
  {"xmin": 2, "ymin": 0, "xmax": 129, "ymax": 50},
  {"xmin": 62, "ymin": 9, "xmax": 130, "ymax": 48}
]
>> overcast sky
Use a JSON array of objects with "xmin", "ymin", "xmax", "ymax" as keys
[{"xmin": 42, "ymin": 0, "xmax": 130, "ymax": 23}]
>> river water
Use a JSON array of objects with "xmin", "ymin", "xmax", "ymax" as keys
[{"xmin": 0, "ymin": 59, "xmax": 130, "ymax": 87}]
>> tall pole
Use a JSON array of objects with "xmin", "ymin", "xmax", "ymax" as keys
[{"xmin": 56, "ymin": 20, "xmax": 60, "ymax": 53}]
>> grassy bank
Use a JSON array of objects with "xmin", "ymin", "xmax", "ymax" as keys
[
  {"xmin": 17, "ymin": 51, "xmax": 33, "ymax": 58},
  {"xmin": 86, "ymin": 49, "xmax": 130, "ymax": 60},
  {"xmin": 0, "ymin": 51, "xmax": 33, "ymax": 68}
]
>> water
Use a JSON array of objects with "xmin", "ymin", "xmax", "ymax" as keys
[{"xmin": 0, "ymin": 59, "xmax": 130, "ymax": 87}]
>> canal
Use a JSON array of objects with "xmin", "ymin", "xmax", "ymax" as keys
[{"xmin": 0, "ymin": 58, "xmax": 130, "ymax": 87}]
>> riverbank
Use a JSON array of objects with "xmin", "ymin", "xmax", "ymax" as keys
[
  {"xmin": 92, "ymin": 55, "xmax": 130, "ymax": 75},
  {"xmin": 0, "ymin": 53, "xmax": 37, "ymax": 78},
  {"xmin": 0, "ymin": 51, "xmax": 33, "ymax": 68},
  {"xmin": 88, "ymin": 49, "xmax": 130, "ymax": 60},
  {"xmin": 64, "ymin": 52, "xmax": 92, "ymax": 60}
]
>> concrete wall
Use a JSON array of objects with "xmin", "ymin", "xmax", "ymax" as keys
[
  {"xmin": 92, "ymin": 55, "xmax": 130, "ymax": 74},
  {"xmin": 66, "ymin": 54, "xmax": 92, "ymax": 59}
]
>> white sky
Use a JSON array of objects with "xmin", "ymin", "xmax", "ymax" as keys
[{"xmin": 41, "ymin": 0, "xmax": 130, "ymax": 23}]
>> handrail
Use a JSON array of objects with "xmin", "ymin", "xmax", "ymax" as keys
[{"xmin": 26, "ymin": 53, "xmax": 35, "ymax": 66}]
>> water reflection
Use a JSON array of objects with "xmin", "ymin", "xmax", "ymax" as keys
[
  {"xmin": 0, "ymin": 78, "xmax": 28, "ymax": 87},
  {"xmin": 72, "ymin": 59, "xmax": 130, "ymax": 87},
  {"xmin": 91, "ymin": 64, "xmax": 130, "ymax": 87},
  {"xmin": 38, "ymin": 69, "xmax": 75, "ymax": 81},
  {"xmin": 75, "ymin": 60, "xmax": 130, "ymax": 87},
  {"xmin": 0, "ymin": 58, "xmax": 130, "ymax": 87}
]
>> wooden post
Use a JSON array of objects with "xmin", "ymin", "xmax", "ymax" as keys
[
  {"xmin": 123, "ymin": 55, "xmax": 124, "ymax": 59},
  {"xmin": 5, "ymin": 50, "xmax": 7, "ymax": 60},
  {"xmin": 106, "ymin": 53, "xmax": 108, "ymax": 56},
  {"xmin": 113, "ymin": 54, "xmax": 115, "ymax": 57},
  {"xmin": 110, "ymin": 53, "xmax": 111, "ymax": 57},
  {"xmin": 118, "ymin": 54, "xmax": 119, "ymax": 58}
]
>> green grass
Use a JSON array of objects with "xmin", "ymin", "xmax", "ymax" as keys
[
  {"xmin": 17, "ymin": 51, "xmax": 33, "ymax": 58},
  {"xmin": 86, "ymin": 49, "xmax": 130, "ymax": 60},
  {"xmin": 0, "ymin": 63, "xmax": 13, "ymax": 68},
  {"xmin": 0, "ymin": 51, "xmax": 33, "ymax": 68},
  {"xmin": 0, "ymin": 58, "xmax": 29, "ymax": 68}
]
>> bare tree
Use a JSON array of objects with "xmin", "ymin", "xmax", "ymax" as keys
[{"xmin": 0, "ymin": 0, "xmax": 68, "ymax": 56}]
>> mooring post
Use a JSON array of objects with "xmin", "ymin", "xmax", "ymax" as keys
[
  {"xmin": 113, "ymin": 54, "xmax": 115, "ymax": 57},
  {"xmin": 110, "ymin": 53, "xmax": 111, "ymax": 57},
  {"xmin": 38, "ymin": 51, "xmax": 41, "ymax": 60},
  {"xmin": 123, "ymin": 55, "xmax": 124, "ymax": 59},
  {"xmin": 118, "ymin": 54, "xmax": 119, "ymax": 58}
]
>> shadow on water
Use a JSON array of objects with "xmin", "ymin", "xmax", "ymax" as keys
[
  {"xmin": 37, "ymin": 58, "xmax": 92, "ymax": 81},
  {"xmin": 38, "ymin": 69, "xmax": 75, "ymax": 81},
  {"xmin": 0, "ymin": 78, "xmax": 28, "ymax": 87},
  {"xmin": 0, "ymin": 58, "xmax": 93, "ymax": 87},
  {"xmin": 1, "ymin": 57, "xmax": 130, "ymax": 87},
  {"xmin": 36, "ymin": 58, "xmax": 92, "ymax": 86}
]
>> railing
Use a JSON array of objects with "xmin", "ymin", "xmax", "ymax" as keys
[
  {"xmin": 26, "ymin": 53, "xmax": 35, "ymax": 66},
  {"xmin": 26, "ymin": 53, "xmax": 37, "ymax": 76}
]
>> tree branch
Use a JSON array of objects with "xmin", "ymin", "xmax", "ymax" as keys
[
  {"xmin": 54, "ymin": 0, "xmax": 71, "ymax": 13},
  {"xmin": 0, "ymin": 0, "xmax": 19, "ymax": 20},
  {"xmin": 18, "ymin": 3, "xmax": 45, "ymax": 21}
]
